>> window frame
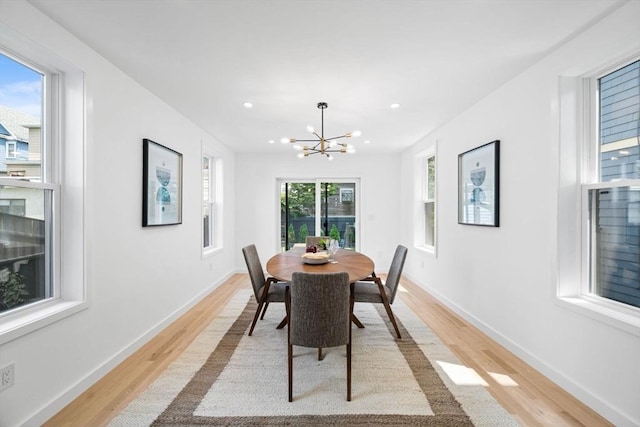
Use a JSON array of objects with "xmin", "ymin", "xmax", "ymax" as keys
[
  {"xmin": 580, "ymin": 59, "xmax": 640, "ymax": 312},
  {"xmin": 0, "ymin": 27, "xmax": 86, "ymax": 345},
  {"xmin": 201, "ymin": 147, "xmax": 223, "ymax": 257},
  {"xmin": 424, "ymin": 154, "xmax": 436, "ymax": 248},
  {"xmin": 415, "ymin": 145, "xmax": 437, "ymax": 254},
  {"xmin": 5, "ymin": 140, "xmax": 17, "ymax": 158},
  {"xmin": 555, "ymin": 56, "xmax": 640, "ymax": 336},
  {"xmin": 277, "ymin": 178, "xmax": 360, "ymax": 252}
]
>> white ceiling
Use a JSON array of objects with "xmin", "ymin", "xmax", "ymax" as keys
[{"xmin": 29, "ymin": 0, "xmax": 620, "ymax": 155}]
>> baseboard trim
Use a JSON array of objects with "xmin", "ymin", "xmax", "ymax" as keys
[
  {"xmin": 24, "ymin": 272, "xmax": 233, "ymax": 427},
  {"xmin": 402, "ymin": 272, "xmax": 635, "ymax": 427}
]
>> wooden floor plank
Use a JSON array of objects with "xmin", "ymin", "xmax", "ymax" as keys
[
  {"xmin": 43, "ymin": 273, "xmax": 612, "ymax": 426},
  {"xmin": 398, "ymin": 278, "xmax": 612, "ymax": 427}
]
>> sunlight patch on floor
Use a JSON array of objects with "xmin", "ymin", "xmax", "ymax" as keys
[
  {"xmin": 488, "ymin": 372, "xmax": 519, "ymax": 386},
  {"xmin": 436, "ymin": 361, "xmax": 489, "ymax": 386}
]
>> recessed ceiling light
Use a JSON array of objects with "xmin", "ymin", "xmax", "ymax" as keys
[
  {"xmin": 364, "ymin": 140, "xmax": 371, "ymax": 144},
  {"xmin": 268, "ymin": 139, "xmax": 275, "ymax": 144},
  {"xmin": 390, "ymin": 103, "xmax": 400, "ymax": 109},
  {"xmin": 243, "ymin": 102, "xmax": 253, "ymax": 109}
]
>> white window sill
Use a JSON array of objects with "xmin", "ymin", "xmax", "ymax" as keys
[
  {"xmin": 202, "ymin": 247, "xmax": 223, "ymax": 259},
  {"xmin": 415, "ymin": 245, "xmax": 436, "ymax": 256},
  {"xmin": 556, "ymin": 296, "xmax": 640, "ymax": 337},
  {"xmin": 0, "ymin": 300, "xmax": 88, "ymax": 345}
]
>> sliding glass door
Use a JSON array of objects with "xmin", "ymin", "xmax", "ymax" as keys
[{"xmin": 280, "ymin": 179, "xmax": 358, "ymax": 251}]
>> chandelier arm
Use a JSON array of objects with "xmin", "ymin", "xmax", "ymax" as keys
[
  {"xmin": 283, "ymin": 102, "xmax": 359, "ymax": 159},
  {"xmin": 324, "ymin": 135, "xmax": 349, "ymax": 141}
]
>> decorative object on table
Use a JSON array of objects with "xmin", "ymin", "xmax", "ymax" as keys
[
  {"xmin": 327, "ymin": 239, "xmax": 340, "ymax": 262},
  {"xmin": 305, "ymin": 235, "xmax": 328, "ymax": 252},
  {"xmin": 287, "ymin": 271, "xmax": 352, "ymax": 402},
  {"xmin": 301, "ymin": 252, "xmax": 330, "ymax": 265},
  {"xmin": 353, "ymin": 244, "xmax": 408, "ymax": 339},
  {"xmin": 242, "ymin": 244, "xmax": 289, "ymax": 335},
  {"xmin": 142, "ymin": 138, "xmax": 183, "ymax": 226},
  {"xmin": 282, "ymin": 102, "xmax": 360, "ymax": 159},
  {"xmin": 458, "ymin": 140, "xmax": 500, "ymax": 227}
]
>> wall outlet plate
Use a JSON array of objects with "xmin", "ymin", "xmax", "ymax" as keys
[{"xmin": 0, "ymin": 363, "xmax": 15, "ymax": 392}]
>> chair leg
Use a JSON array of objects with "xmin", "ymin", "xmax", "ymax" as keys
[
  {"xmin": 377, "ymin": 282, "xmax": 401, "ymax": 339},
  {"xmin": 348, "ymin": 283, "xmax": 353, "ymax": 401},
  {"xmin": 318, "ymin": 348, "xmax": 323, "ymax": 361},
  {"xmin": 276, "ymin": 316, "xmax": 288, "ymax": 329},
  {"xmin": 351, "ymin": 313, "xmax": 365, "ymax": 329},
  {"xmin": 260, "ymin": 302, "xmax": 270, "ymax": 319},
  {"xmin": 248, "ymin": 301, "xmax": 265, "ymax": 336},
  {"xmin": 286, "ymin": 286, "xmax": 293, "ymax": 402},
  {"xmin": 381, "ymin": 301, "xmax": 401, "ymax": 339},
  {"xmin": 288, "ymin": 343, "xmax": 293, "ymax": 402},
  {"xmin": 347, "ymin": 342, "xmax": 351, "ymax": 401}
]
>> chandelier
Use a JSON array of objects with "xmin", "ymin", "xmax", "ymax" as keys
[{"xmin": 283, "ymin": 102, "xmax": 360, "ymax": 159}]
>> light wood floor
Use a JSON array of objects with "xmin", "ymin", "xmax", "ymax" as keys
[{"xmin": 44, "ymin": 274, "xmax": 612, "ymax": 427}]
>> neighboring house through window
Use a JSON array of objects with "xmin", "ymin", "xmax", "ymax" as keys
[
  {"xmin": 0, "ymin": 27, "xmax": 85, "ymax": 344},
  {"xmin": 586, "ymin": 59, "xmax": 640, "ymax": 309}
]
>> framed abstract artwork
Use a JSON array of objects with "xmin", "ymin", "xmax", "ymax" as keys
[
  {"xmin": 142, "ymin": 138, "xmax": 183, "ymax": 226},
  {"xmin": 458, "ymin": 140, "xmax": 500, "ymax": 227}
]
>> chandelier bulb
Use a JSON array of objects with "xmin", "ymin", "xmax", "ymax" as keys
[{"xmin": 281, "ymin": 102, "xmax": 363, "ymax": 159}]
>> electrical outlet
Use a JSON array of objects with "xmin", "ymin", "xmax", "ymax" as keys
[{"xmin": 0, "ymin": 363, "xmax": 15, "ymax": 392}]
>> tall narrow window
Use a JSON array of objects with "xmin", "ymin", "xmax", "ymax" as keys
[
  {"xmin": 0, "ymin": 31, "xmax": 85, "ymax": 343},
  {"xmin": 424, "ymin": 155, "xmax": 436, "ymax": 248},
  {"xmin": 202, "ymin": 155, "xmax": 215, "ymax": 251},
  {"xmin": 586, "ymin": 59, "xmax": 640, "ymax": 309},
  {"xmin": 0, "ymin": 52, "xmax": 52, "ymax": 314}
]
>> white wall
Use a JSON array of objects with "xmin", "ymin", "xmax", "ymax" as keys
[
  {"xmin": 1, "ymin": 1, "xmax": 637, "ymax": 426},
  {"xmin": 0, "ymin": 2, "xmax": 236, "ymax": 426},
  {"xmin": 400, "ymin": 3, "xmax": 640, "ymax": 426},
  {"xmin": 235, "ymin": 153, "xmax": 401, "ymax": 272}
]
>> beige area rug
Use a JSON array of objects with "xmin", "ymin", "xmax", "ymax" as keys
[{"xmin": 109, "ymin": 289, "xmax": 518, "ymax": 426}]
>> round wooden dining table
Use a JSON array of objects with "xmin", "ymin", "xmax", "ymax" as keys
[{"xmin": 266, "ymin": 247, "xmax": 375, "ymax": 283}]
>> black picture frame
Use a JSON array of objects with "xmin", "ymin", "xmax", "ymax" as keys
[
  {"xmin": 142, "ymin": 138, "xmax": 183, "ymax": 227},
  {"xmin": 458, "ymin": 140, "xmax": 500, "ymax": 227}
]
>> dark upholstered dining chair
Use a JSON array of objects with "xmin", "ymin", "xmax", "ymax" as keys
[
  {"xmin": 242, "ymin": 244, "xmax": 289, "ymax": 336},
  {"xmin": 286, "ymin": 271, "xmax": 352, "ymax": 402},
  {"xmin": 353, "ymin": 244, "xmax": 407, "ymax": 339}
]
